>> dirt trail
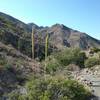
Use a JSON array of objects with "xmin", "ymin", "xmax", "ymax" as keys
[{"xmin": 73, "ymin": 69, "xmax": 100, "ymax": 100}]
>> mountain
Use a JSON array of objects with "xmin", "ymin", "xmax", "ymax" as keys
[
  {"xmin": 0, "ymin": 12, "xmax": 100, "ymax": 58},
  {"xmin": 47, "ymin": 24, "xmax": 100, "ymax": 49},
  {"xmin": 0, "ymin": 12, "xmax": 100, "ymax": 99}
]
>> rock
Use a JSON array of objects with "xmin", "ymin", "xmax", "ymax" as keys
[{"xmin": 67, "ymin": 64, "xmax": 80, "ymax": 71}]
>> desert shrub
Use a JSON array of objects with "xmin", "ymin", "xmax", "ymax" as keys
[
  {"xmin": 54, "ymin": 48, "xmax": 75, "ymax": 66},
  {"xmin": 90, "ymin": 47, "xmax": 100, "ymax": 53},
  {"xmin": 8, "ymin": 92, "xmax": 26, "ymax": 100},
  {"xmin": 85, "ymin": 57, "xmax": 100, "ymax": 68},
  {"xmin": 42, "ymin": 55, "xmax": 60, "ymax": 74},
  {"xmin": 0, "ymin": 59, "xmax": 6, "ymax": 65},
  {"xmin": 54, "ymin": 48, "xmax": 86, "ymax": 67},
  {"xmin": 4, "ymin": 63, "xmax": 13, "ymax": 69},
  {"xmin": 42, "ymin": 48, "xmax": 87, "ymax": 74},
  {"xmin": 26, "ymin": 77, "xmax": 90, "ymax": 100},
  {"xmin": 0, "ymin": 55, "xmax": 7, "ymax": 65},
  {"xmin": 8, "ymin": 76, "xmax": 91, "ymax": 100},
  {"xmin": 9, "ymin": 76, "xmax": 91, "ymax": 100},
  {"xmin": 75, "ymin": 52, "xmax": 87, "ymax": 68}
]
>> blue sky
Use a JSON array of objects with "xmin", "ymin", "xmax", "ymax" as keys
[{"xmin": 0, "ymin": 0, "xmax": 100, "ymax": 39}]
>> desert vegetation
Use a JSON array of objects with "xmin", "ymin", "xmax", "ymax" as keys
[
  {"xmin": 1, "ymin": 32, "xmax": 100, "ymax": 99},
  {"xmin": 0, "ymin": 12, "xmax": 100, "ymax": 100},
  {"xmin": 8, "ymin": 76, "xmax": 91, "ymax": 100},
  {"xmin": 3, "ymin": 47, "xmax": 100, "ymax": 99}
]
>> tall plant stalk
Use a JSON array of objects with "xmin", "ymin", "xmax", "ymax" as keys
[
  {"xmin": 37, "ymin": 32, "xmax": 41, "ymax": 59},
  {"xmin": 44, "ymin": 33, "xmax": 49, "ymax": 79},
  {"xmin": 32, "ymin": 27, "xmax": 35, "ymax": 59},
  {"xmin": 53, "ymin": 32, "xmax": 55, "ymax": 53},
  {"xmin": 45, "ymin": 33, "xmax": 49, "ymax": 60}
]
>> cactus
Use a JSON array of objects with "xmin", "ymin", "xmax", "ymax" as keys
[{"xmin": 32, "ymin": 27, "xmax": 35, "ymax": 59}]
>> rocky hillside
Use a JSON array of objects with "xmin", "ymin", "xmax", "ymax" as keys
[
  {"xmin": 0, "ymin": 12, "xmax": 100, "ymax": 59},
  {"xmin": 1, "ymin": 12, "xmax": 100, "ymax": 99}
]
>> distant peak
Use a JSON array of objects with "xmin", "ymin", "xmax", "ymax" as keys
[
  {"xmin": 52, "ymin": 23, "xmax": 63, "ymax": 27},
  {"xmin": 28, "ymin": 23, "xmax": 38, "ymax": 27},
  {"xmin": 52, "ymin": 23, "xmax": 70, "ymax": 30},
  {"xmin": 27, "ymin": 23, "xmax": 39, "ymax": 29}
]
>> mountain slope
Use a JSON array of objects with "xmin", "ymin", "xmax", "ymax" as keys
[
  {"xmin": 43, "ymin": 24, "xmax": 100, "ymax": 49},
  {"xmin": 0, "ymin": 12, "xmax": 100, "ymax": 58},
  {"xmin": 0, "ymin": 12, "xmax": 100, "ymax": 99}
]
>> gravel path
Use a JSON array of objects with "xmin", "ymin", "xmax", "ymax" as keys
[
  {"xmin": 84, "ymin": 74, "xmax": 100, "ymax": 100},
  {"xmin": 73, "ymin": 69, "xmax": 100, "ymax": 100}
]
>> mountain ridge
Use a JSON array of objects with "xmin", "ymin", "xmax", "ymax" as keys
[{"xmin": 0, "ymin": 12, "xmax": 100, "ymax": 58}]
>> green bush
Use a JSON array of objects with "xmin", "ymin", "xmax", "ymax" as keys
[
  {"xmin": 42, "ymin": 55, "xmax": 60, "ymax": 74},
  {"xmin": 54, "ymin": 48, "xmax": 86, "ymax": 67},
  {"xmin": 4, "ymin": 63, "xmax": 13, "ymax": 70},
  {"xmin": 90, "ymin": 47, "xmax": 100, "ymax": 53},
  {"xmin": 85, "ymin": 57, "xmax": 100, "ymax": 68},
  {"xmin": 54, "ymin": 49, "xmax": 73, "ymax": 66},
  {"xmin": 0, "ymin": 56, "xmax": 6, "ymax": 65},
  {"xmin": 0, "ymin": 59, "xmax": 6, "ymax": 65},
  {"xmin": 8, "ymin": 77, "xmax": 91, "ymax": 100},
  {"xmin": 42, "ymin": 48, "xmax": 87, "ymax": 74},
  {"xmin": 76, "ymin": 52, "xmax": 87, "ymax": 68},
  {"xmin": 28, "ymin": 78, "xmax": 90, "ymax": 100},
  {"xmin": 8, "ymin": 92, "xmax": 26, "ymax": 100}
]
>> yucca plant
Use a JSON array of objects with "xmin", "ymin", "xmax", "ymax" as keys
[
  {"xmin": 53, "ymin": 32, "xmax": 55, "ymax": 53},
  {"xmin": 45, "ymin": 33, "xmax": 49, "ymax": 60},
  {"xmin": 44, "ymin": 33, "xmax": 49, "ymax": 78},
  {"xmin": 32, "ymin": 27, "xmax": 35, "ymax": 59},
  {"xmin": 36, "ymin": 32, "xmax": 42, "ymax": 59}
]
